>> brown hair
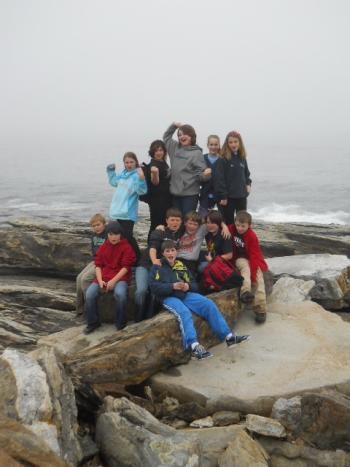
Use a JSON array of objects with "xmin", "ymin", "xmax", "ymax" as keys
[
  {"xmin": 89, "ymin": 213, "xmax": 106, "ymax": 225},
  {"xmin": 161, "ymin": 239, "xmax": 178, "ymax": 252},
  {"xmin": 148, "ymin": 140, "xmax": 167, "ymax": 160},
  {"xmin": 123, "ymin": 151, "xmax": 140, "ymax": 167},
  {"xmin": 206, "ymin": 210, "xmax": 223, "ymax": 227},
  {"xmin": 184, "ymin": 211, "xmax": 202, "ymax": 225},
  {"xmin": 166, "ymin": 208, "xmax": 182, "ymax": 219},
  {"xmin": 235, "ymin": 210, "xmax": 252, "ymax": 225},
  {"xmin": 178, "ymin": 124, "xmax": 197, "ymax": 145},
  {"xmin": 220, "ymin": 131, "xmax": 247, "ymax": 161},
  {"xmin": 207, "ymin": 134, "xmax": 220, "ymax": 146}
]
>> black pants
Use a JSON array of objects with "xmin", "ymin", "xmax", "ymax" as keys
[
  {"xmin": 218, "ymin": 197, "xmax": 247, "ymax": 225},
  {"xmin": 117, "ymin": 219, "xmax": 140, "ymax": 262},
  {"xmin": 148, "ymin": 195, "xmax": 172, "ymax": 239}
]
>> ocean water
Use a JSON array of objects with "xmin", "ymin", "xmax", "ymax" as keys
[{"xmin": 1, "ymin": 145, "xmax": 349, "ymax": 226}]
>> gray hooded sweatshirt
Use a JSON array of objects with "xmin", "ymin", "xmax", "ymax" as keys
[{"xmin": 163, "ymin": 124, "xmax": 209, "ymax": 196}]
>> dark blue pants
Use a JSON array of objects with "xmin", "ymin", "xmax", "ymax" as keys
[{"xmin": 172, "ymin": 195, "xmax": 199, "ymax": 217}]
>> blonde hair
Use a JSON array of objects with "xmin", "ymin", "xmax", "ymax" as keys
[
  {"xmin": 207, "ymin": 134, "xmax": 220, "ymax": 145},
  {"xmin": 220, "ymin": 131, "xmax": 247, "ymax": 161},
  {"xmin": 89, "ymin": 213, "xmax": 106, "ymax": 225}
]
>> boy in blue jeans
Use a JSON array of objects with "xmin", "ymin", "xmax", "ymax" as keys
[{"xmin": 149, "ymin": 239, "xmax": 250, "ymax": 360}]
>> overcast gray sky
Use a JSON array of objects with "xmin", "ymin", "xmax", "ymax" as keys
[{"xmin": 1, "ymin": 0, "xmax": 350, "ymax": 159}]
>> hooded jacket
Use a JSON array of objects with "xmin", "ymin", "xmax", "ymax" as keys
[
  {"xmin": 107, "ymin": 166, "xmax": 148, "ymax": 222},
  {"xmin": 214, "ymin": 153, "xmax": 252, "ymax": 200},
  {"xmin": 228, "ymin": 224, "xmax": 267, "ymax": 282},
  {"xmin": 149, "ymin": 258, "xmax": 199, "ymax": 301},
  {"xmin": 93, "ymin": 237, "xmax": 136, "ymax": 283},
  {"xmin": 163, "ymin": 124, "xmax": 209, "ymax": 196}
]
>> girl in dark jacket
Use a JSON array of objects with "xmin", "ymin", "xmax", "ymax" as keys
[
  {"xmin": 213, "ymin": 131, "xmax": 252, "ymax": 225},
  {"xmin": 141, "ymin": 140, "xmax": 172, "ymax": 239}
]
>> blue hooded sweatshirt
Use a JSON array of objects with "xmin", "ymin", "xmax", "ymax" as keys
[{"xmin": 107, "ymin": 165, "xmax": 148, "ymax": 222}]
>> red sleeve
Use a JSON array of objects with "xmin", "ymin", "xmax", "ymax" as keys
[
  {"xmin": 245, "ymin": 230, "xmax": 267, "ymax": 282},
  {"xmin": 120, "ymin": 243, "xmax": 137, "ymax": 270}
]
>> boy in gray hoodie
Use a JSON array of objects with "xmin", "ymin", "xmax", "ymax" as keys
[{"xmin": 163, "ymin": 122, "xmax": 211, "ymax": 216}]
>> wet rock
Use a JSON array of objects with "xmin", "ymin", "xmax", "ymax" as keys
[
  {"xmin": 269, "ymin": 277, "xmax": 315, "ymax": 303},
  {"xmin": 190, "ymin": 416, "xmax": 214, "ymax": 428},
  {"xmin": 212, "ymin": 410, "xmax": 240, "ymax": 426},
  {"xmin": 267, "ymin": 254, "xmax": 350, "ymax": 309},
  {"xmin": 246, "ymin": 414, "xmax": 286, "ymax": 438},
  {"xmin": 95, "ymin": 396, "xmax": 201, "ymax": 467},
  {"xmin": 218, "ymin": 430, "xmax": 269, "ymax": 467},
  {"xmin": 0, "ymin": 347, "xmax": 82, "ymax": 465}
]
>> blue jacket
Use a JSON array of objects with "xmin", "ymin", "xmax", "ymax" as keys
[
  {"xmin": 149, "ymin": 258, "xmax": 199, "ymax": 301},
  {"xmin": 107, "ymin": 165, "xmax": 148, "ymax": 222}
]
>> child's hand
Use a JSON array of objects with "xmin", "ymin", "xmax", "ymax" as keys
[
  {"xmin": 174, "ymin": 122, "xmax": 182, "ymax": 128},
  {"xmin": 173, "ymin": 282, "xmax": 184, "ymax": 290},
  {"xmin": 152, "ymin": 259, "xmax": 162, "ymax": 266},
  {"xmin": 181, "ymin": 283, "xmax": 189, "ymax": 292},
  {"xmin": 107, "ymin": 164, "xmax": 116, "ymax": 171},
  {"xmin": 106, "ymin": 279, "xmax": 116, "ymax": 292},
  {"xmin": 205, "ymin": 252, "xmax": 213, "ymax": 262},
  {"xmin": 246, "ymin": 185, "xmax": 251, "ymax": 194},
  {"xmin": 150, "ymin": 166, "xmax": 159, "ymax": 174},
  {"xmin": 220, "ymin": 199, "xmax": 228, "ymax": 206},
  {"xmin": 221, "ymin": 224, "xmax": 231, "ymax": 239},
  {"xmin": 203, "ymin": 168, "xmax": 212, "ymax": 177},
  {"xmin": 155, "ymin": 224, "xmax": 165, "ymax": 231},
  {"xmin": 98, "ymin": 280, "xmax": 107, "ymax": 289},
  {"xmin": 137, "ymin": 168, "xmax": 145, "ymax": 179}
]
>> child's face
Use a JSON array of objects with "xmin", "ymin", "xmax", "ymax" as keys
[
  {"xmin": 207, "ymin": 138, "xmax": 220, "ymax": 155},
  {"xmin": 227, "ymin": 136, "xmax": 240, "ymax": 153},
  {"xmin": 206, "ymin": 220, "xmax": 219, "ymax": 234},
  {"xmin": 124, "ymin": 157, "xmax": 137, "ymax": 171},
  {"xmin": 108, "ymin": 232, "xmax": 121, "ymax": 244},
  {"xmin": 91, "ymin": 221, "xmax": 105, "ymax": 235},
  {"xmin": 177, "ymin": 130, "xmax": 192, "ymax": 147},
  {"xmin": 235, "ymin": 221, "xmax": 249, "ymax": 235},
  {"xmin": 154, "ymin": 147, "xmax": 165, "ymax": 161},
  {"xmin": 163, "ymin": 247, "xmax": 177, "ymax": 263},
  {"xmin": 185, "ymin": 220, "xmax": 199, "ymax": 235},
  {"xmin": 166, "ymin": 216, "xmax": 182, "ymax": 232}
]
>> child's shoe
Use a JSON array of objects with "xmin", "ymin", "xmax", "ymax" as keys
[
  {"xmin": 191, "ymin": 344, "xmax": 213, "ymax": 360},
  {"xmin": 240, "ymin": 291, "xmax": 255, "ymax": 304},
  {"xmin": 253, "ymin": 305, "xmax": 267, "ymax": 323},
  {"xmin": 83, "ymin": 322, "xmax": 101, "ymax": 334},
  {"xmin": 226, "ymin": 334, "xmax": 250, "ymax": 347}
]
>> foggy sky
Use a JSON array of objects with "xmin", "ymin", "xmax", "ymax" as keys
[{"xmin": 1, "ymin": 0, "xmax": 350, "ymax": 161}]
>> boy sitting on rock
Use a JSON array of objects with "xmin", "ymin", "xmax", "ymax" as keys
[
  {"xmin": 149, "ymin": 239, "xmax": 250, "ymax": 360},
  {"xmin": 76, "ymin": 213, "xmax": 107, "ymax": 315},
  {"xmin": 84, "ymin": 221, "xmax": 136, "ymax": 334},
  {"xmin": 229, "ymin": 210, "xmax": 268, "ymax": 323}
]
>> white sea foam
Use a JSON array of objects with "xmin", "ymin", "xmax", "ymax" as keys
[{"xmin": 250, "ymin": 203, "xmax": 350, "ymax": 225}]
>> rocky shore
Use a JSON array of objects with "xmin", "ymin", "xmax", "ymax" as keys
[{"xmin": 0, "ymin": 217, "xmax": 349, "ymax": 466}]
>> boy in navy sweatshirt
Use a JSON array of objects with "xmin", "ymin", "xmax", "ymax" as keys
[{"xmin": 149, "ymin": 239, "xmax": 250, "ymax": 360}]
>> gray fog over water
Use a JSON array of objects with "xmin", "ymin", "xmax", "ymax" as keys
[{"xmin": 1, "ymin": 0, "xmax": 350, "ymax": 224}]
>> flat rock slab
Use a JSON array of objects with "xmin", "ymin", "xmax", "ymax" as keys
[
  {"xmin": 267, "ymin": 254, "xmax": 350, "ymax": 309},
  {"xmin": 149, "ymin": 302, "xmax": 350, "ymax": 415}
]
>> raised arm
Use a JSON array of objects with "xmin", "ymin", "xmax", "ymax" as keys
[
  {"xmin": 106, "ymin": 164, "xmax": 122, "ymax": 187},
  {"xmin": 163, "ymin": 123, "xmax": 180, "ymax": 162}
]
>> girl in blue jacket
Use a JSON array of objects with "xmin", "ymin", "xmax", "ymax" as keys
[{"xmin": 107, "ymin": 152, "xmax": 147, "ymax": 259}]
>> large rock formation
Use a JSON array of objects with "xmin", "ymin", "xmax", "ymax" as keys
[
  {"xmin": 267, "ymin": 254, "xmax": 350, "ymax": 309},
  {"xmin": 149, "ymin": 301, "xmax": 350, "ymax": 416}
]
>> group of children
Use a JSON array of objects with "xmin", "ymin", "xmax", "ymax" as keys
[{"xmin": 76, "ymin": 122, "xmax": 268, "ymax": 360}]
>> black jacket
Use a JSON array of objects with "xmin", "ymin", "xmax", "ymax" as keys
[{"xmin": 214, "ymin": 154, "xmax": 252, "ymax": 200}]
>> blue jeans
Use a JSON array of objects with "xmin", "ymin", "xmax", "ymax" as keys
[
  {"xmin": 135, "ymin": 266, "xmax": 149, "ymax": 307},
  {"xmin": 85, "ymin": 281, "xmax": 128, "ymax": 329},
  {"xmin": 172, "ymin": 195, "xmax": 199, "ymax": 217},
  {"xmin": 163, "ymin": 292, "xmax": 231, "ymax": 349}
]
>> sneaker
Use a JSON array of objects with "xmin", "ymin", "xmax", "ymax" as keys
[
  {"xmin": 191, "ymin": 344, "xmax": 213, "ymax": 360},
  {"xmin": 253, "ymin": 305, "xmax": 267, "ymax": 324},
  {"xmin": 83, "ymin": 322, "xmax": 101, "ymax": 334},
  {"xmin": 240, "ymin": 291, "xmax": 255, "ymax": 304},
  {"xmin": 226, "ymin": 334, "xmax": 250, "ymax": 347}
]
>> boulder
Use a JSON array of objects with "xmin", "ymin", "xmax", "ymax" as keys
[
  {"xmin": 149, "ymin": 301, "xmax": 350, "ymax": 416},
  {"xmin": 212, "ymin": 410, "xmax": 240, "ymax": 426},
  {"xmin": 267, "ymin": 254, "xmax": 350, "ymax": 309},
  {"xmin": 271, "ymin": 390, "xmax": 350, "ymax": 450},
  {"xmin": 0, "ymin": 347, "xmax": 82, "ymax": 465},
  {"xmin": 95, "ymin": 396, "xmax": 201, "ymax": 467},
  {"xmin": 0, "ymin": 417, "xmax": 70, "ymax": 467},
  {"xmin": 44, "ymin": 289, "xmax": 241, "ymax": 394},
  {"xmin": 246, "ymin": 414, "xmax": 286, "ymax": 438},
  {"xmin": 190, "ymin": 416, "xmax": 214, "ymax": 428},
  {"xmin": 218, "ymin": 430, "xmax": 269, "ymax": 467},
  {"xmin": 269, "ymin": 277, "xmax": 315, "ymax": 303},
  {"xmin": 260, "ymin": 438, "xmax": 350, "ymax": 467}
]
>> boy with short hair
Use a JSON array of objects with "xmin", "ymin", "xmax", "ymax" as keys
[
  {"xmin": 76, "ymin": 213, "xmax": 107, "ymax": 315},
  {"xmin": 229, "ymin": 210, "xmax": 268, "ymax": 323},
  {"xmin": 149, "ymin": 239, "xmax": 250, "ymax": 360},
  {"xmin": 83, "ymin": 221, "xmax": 136, "ymax": 334},
  {"xmin": 205, "ymin": 210, "xmax": 233, "ymax": 263},
  {"xmin": 134, "ymin": 208, "xmax": 184, "ymax": 322}
]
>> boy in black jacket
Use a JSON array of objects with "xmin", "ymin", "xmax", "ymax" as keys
[{"xmin": 149, "ymin": 240, "xmax": 249, "ymax": 360}]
